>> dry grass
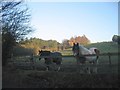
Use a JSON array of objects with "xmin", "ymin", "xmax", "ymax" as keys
[{"xmin": 2, "ymin": 64, "xmax": 119, "ymax": 88}]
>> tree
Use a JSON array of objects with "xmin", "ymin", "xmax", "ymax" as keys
[
  {"xmin": 80, "ymin": 35, "xmax": 90, "ymax": 45},
  {"xmin": 69, "ymin": 37, "xmax": 75, "ymax": 46},
  {"xmin": 19, "ymin": 37, "xmax": 60, "ymax": 55},
  {"xmin": 1, "ymin": 0, "xmax": 33, "ymax": 66},
  {"xmin": 69, "ymin": 35, "xmax": 90, "ymax": 46},
  {"xmin": 112, "ymin": 35, "xmax": 120, "ymax": 44},
  {"xmin": 62, "ymin": 39, "xmax": 70, "ymax": 49}
]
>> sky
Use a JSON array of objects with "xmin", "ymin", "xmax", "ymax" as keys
[{"xmin": 25, "ymin": 1, "xmax": 118, "ymax": 43}]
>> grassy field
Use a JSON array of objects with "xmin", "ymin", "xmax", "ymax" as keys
[
  {"xmin": 60, "ymin": 41, "xmax": 119, "ymax": 55},
  {"xmin": 2, "ymin": 42, "xmax": 119, "ymax": 88},
  {"xmin": 8, "ymin": 54, "xmax": 118, "ymax": 74},
  {"xmin": 2, "ymin": 67, "xmax": 119, "ymax": 88},
  {"xmin": 85, "ymin": 42, "xmax": 119, "ymax": 53}
]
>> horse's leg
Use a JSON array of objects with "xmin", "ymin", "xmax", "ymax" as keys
[
  {"xmin": 39, "ymin": 58, "xmax": 41, "ymax": 60},
  {"xmin": 56, "ymin": 58, "xmax": 62, "ymax": 71},
  {"xmin": 92, "ymin": 65, "xmax": 97, "ymax": 73},
  {"xmin": 76, "ymin": 59, "xmax": 78, "ymax": 64},
  {"xmin": 77, "ymin": 59, "xmax": 80, "ymax": 64},
  {"xmin": 80, "ymin": 64, "xmax": 87, "ymax": 74},
  {"xmin": 95, "ymin": 56, "xmax": 99, "ymax": 73},
  {"xmin": 79, "ymin": 64, "xmax": 84, "ymax": 73},
  {"xmin": 86, "ymin": 66, "xmax": 91, "ymax": 74},
  {"xmin": 94, "ymin": 62, "xmax": 98, "ymax": 73},
  {"xmin": 92, "ymin": 60, "xmax": 98, "ymax": 73},
  {"xmin": 46, "ymin": 66, "xmax": 49, "ymax": 71},
  {"xmin": 94, "ymin": 67, "xmax": 97, "ymax": 73},
  {"xmin": 45, "ymin": 62, "xmax": 49, "ymax": 71},
  {"xmin": 32, "ymin": 62, "xmax": 35, "ymax": 70},
  {"xmin": 57, "ymin": 66, "xmax": 61, "ymax": 71},
  {"xmin": 94, "ymin": 49, "xmax": 99, "ymax": 73}
]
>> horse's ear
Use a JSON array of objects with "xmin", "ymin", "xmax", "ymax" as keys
[
  {"xmin": 77, "ymin": 43, "xmax": 79, "ymax": 46},
  {"xmin": 73, "ymin": 43, "xmax": 75, "ymax": 46},
  {"xmin": 39, "ymin": 50, "xmax": 42, "ymax": 52}
]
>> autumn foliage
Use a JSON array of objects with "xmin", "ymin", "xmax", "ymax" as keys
[
  {"xmin": 14, "ymin": 35, "xmax": 90, "ymax": 55},
  {"xmin": 66, "ymin": 35, "xmax": 90, "ymax": 46}
]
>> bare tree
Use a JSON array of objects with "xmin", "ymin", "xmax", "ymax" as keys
[
  {"xmin": 1, "ymin": 0, "xmax": 33, "ymax": 66},
  {"xmin": 62, "ymin": 39, "xmax": 70, "ymax": 50}
]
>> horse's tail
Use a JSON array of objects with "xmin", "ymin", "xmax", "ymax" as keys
[
  {"xmin": 96, "ymin": 56, "xmax": 99, "ymax": 60},
  {"xmin": 94, "ymin": 49, "xmax": 100, "ymax": 60}
]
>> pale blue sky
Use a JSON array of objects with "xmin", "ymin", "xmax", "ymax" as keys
[{"xmin": 26, "ymin": 2, "xmax": 118, "ymax": 43}]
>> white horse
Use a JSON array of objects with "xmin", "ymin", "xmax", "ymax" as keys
[{"xmin": 72, "ymin": 43, "xmax": 100, "ymax": 74}]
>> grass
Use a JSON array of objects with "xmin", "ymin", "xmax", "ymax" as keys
[
  {"xmin": 85, "ymin": 42, "xmax": 119, "ymax": 53},
  {"xmin": 2, "ymin": 66, "xmax": 119, "ymax": 88},
  {"xmin": 58, "ymin": 42, "xmax": 119, "ymax": 56},
  {"xmin": 59, "ymin": 49, "xmax": 72, "ymax": 55},
  {"xmin": 2, "ymin": 67, "xmax": 119, "ymax": 88},
  {"xmin": 2, "ymin": 42, "xmax": 119, "ymax": 88},
  {"xmin": 7, "ymin": 54, "xmax": 118, "ymax": 74}
]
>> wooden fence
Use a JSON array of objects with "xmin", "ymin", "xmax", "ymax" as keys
[
  {"xmin": 11, "ymin": 52, "xmax": 119, "ymax": 73},
  {"xmin": 33, "ymin": 52, "xmax": 120, "ymax": 65}
]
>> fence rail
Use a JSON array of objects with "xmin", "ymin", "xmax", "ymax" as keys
[
  {"xmin": 34, "ymin": 52, "xmax": 119, "ymax": 58},
  {"xmin": 33, "ymin": 52, "xmax": 119, "ymax": 65}
]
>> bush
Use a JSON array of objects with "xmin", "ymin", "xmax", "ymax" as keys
[{"xmin": 13, "ymin": 45, "xmax": 33, "ymax": 56}]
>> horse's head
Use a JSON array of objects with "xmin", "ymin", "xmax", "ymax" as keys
[
  {"xmin": 72, "ymin": 43, "xmax": 80, "ymax": 56},
  {"xmin": 38, "ymin": 50, "xmax": 42, "ymax": 54},
  {"xmin": 39, "ymin": 50, "xmax": 51, "ymax": 55},
  {"xmin": 38, "ymin": 50, "xmax": 42, "ymax": 60},
  {"xmin": 38, "ymin": 50, "xmax": 51, "ymax": 60}
]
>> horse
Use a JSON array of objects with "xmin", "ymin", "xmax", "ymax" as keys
[
  {"xmin": 38, "ymin": 50, "xmax": 62, "ymax": 71},
  {"xmin": 72, "ymin": 43, "xmax": 100, "ymax": 73}
]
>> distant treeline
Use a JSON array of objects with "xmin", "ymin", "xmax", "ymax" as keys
[
  {"xmin": 14, "ymin": 35, "xmax": 90, "ymax": 55},
  {"xmin": 18, "ymin": 38, "xmax": 59, "ymax": 55},
  {"xmin": 12, "ymin": 35, "xmax": 119, "ymax": 56},
  {"xmin": 63, "ymin": 35, "xmax": 90, "ymax": 48}
]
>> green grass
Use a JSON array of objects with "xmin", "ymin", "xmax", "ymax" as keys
[
  {"xmin": 59, "ymin": 42, "xmax": 119, "ymax": 55},
  {"xmin": 11, "ymin": 52, "xmax": 118, "ymax": 74},
  {"xmin": 10, "ymin": 41, "xmax": 118, "ymax": 74},
  {"xmin": 59, "ymin": 49, "xmax": 72, "ymax": 55},
  {"xmin": 85, "ymin": 42, "xmax": 119, "ymax": 53},
  {"xmin": 11, "ymin": 41, "xmax": 119, "ymax": 73}
]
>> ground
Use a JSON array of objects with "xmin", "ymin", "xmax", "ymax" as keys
[
  {"xmin": 2, "ymin": 42, "xmax": 119, "ymax": 88},
  {"xmin": 2, "ymin": 63, "xmax": 119, "ymax": 88}
]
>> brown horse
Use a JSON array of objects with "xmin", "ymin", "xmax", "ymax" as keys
[{"xmin": 39, "ymin": 50, "xmax": 62, "ymax": 71}]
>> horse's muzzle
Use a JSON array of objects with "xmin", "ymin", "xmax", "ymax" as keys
[
  {"xmin": 39, "ymin": 58, "xmax": 41, "ymax": 60},
  {"xmin": 73, "ymin": 53, "xmax": 77, "ymax": 56}
]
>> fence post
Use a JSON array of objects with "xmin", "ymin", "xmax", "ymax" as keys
[
  {"xmin": 30, "ymin": 53, "xmax": 35, "ymax": 70},
  {"xmin": 108, "ymin": 53, "xmax": 111, "ymax": 65}
]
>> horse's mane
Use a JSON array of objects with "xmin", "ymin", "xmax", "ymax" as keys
[{"xmin": 79, "ymin": 45, "xmax": 92, "ymax": 55}]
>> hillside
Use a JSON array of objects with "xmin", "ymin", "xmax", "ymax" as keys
[
  {"xmin": 61, "ymin": 41, "xmax": 119, "ymax": 55},
  {"xmin": 13, "ymin": 41, "xmax": 119, "ymax": 56},
  {"xmin": 85, "ymin": 42, "xmax": 119, "ymax": 53}
]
